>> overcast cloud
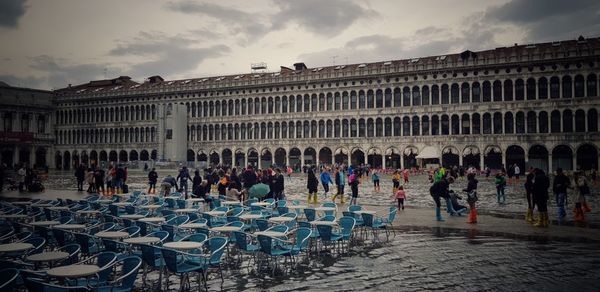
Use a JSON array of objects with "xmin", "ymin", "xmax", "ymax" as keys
[{"xmin": 0, "ymin": 0, "xmax": 597, "ymax": 90}]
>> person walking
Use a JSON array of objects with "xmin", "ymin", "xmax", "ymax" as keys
[
  {"xmin": 464, "ymin": 173, "xmax": 479, "ymax": 223},
  {"xmin": 394, "ymin": 185, "xmax": 406, "ymax": 210},
  {"xmin": 524, "ymin": 171, "xmax": 535, "ymax": 223},
  {"xmin": 148, "ymin": 168, "xmax": 158, "ymax": 194},
  {"xmin": 17, "ymin": 165, "xmax": 26, "ymax": 192},
  {"xmin": 429, "ymin": 175, "xmax": 453, "ymax": 221},
  {"xmin": 320, "ymin": 168, "xmax": 333, "ymax": 199},
  {"xmin": 287, "ymin": 166, "xmax": 293, "ymax": 181},
  {"xmin": 75, "ymin": 165, "xmax": 85, "ymax": 191},
  {"xmin": 553, "ymin": 168, "xmax": 570, "ymax": 224},
  {"xmin": 272, "ymin": 168, "xmax": 285, "ymax": 200},
  {"xmin": 573, "ymin": 171, "xmax": 592, "ymax": 225},
  {"xmin": 94, "ymin": 168, "xmax": 105, "ymax": 195},
  {"xmin": 177, "ymin": 166, "xmax": 191, "ymax": 199},
  {"xmin": 332, "ymin": 167, "xmax": 346, "ymax": 204},
  {"xmin": 349, "ymin": 171, "xmax": 360, "ymax": 205},
  {"xmin": 532, "ymin": 169, "xmax": 550, "ymax": 227},
  {"xmin": 192, "ymin": 169, "xmax": 202, "ymax": 196},
  {"xmin": 513, "ymin": 164, "xmax": 521, "ymax": 182},
  {"xmin": 85, "ymin": 168, "xmax": 95, "ymax": 193},
  {"xmin": 371, "ymin": 170, "xmax": 380, "ymax": 192},
  {"xmin": 114, "ymin": 165, "xmax": 125, "ymax": 194},
  {"xmin": 392, "ymin": 169, "xmax": 401, "ymax": 193},
  {"xmin": 495, "ymin": 171, "xmax": 506, "ymax": 204},
  {"xmin": 307, "ymin": 168, "xmax": 319, "ymax": 204},
  {"xmin": 161, "ymin": 175, "xmax": 178, "ymax": 197}
]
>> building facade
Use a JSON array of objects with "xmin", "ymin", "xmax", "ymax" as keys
[
  {"xmin": 51, "ymin": 37, "xmax": 600, "ymax": 173},
  {"xmin": 0, "ymin": 82, "xmax": 55, "ymax": 169}
]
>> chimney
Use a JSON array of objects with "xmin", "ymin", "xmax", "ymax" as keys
[{"xmin": 293, "ymin": 62, "xmax": 308, "ymax": 71}]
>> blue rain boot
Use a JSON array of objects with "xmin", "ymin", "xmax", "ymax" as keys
[
  {"xmin": 446, "ymin": 199, "xmax": 457, "ymax": 216},
  {"xmin": 436, "ymin": 207, "xmax": 445, "ymax": 221},
  {"xmin": 558, "ymin": 206, "xmax": 566, "ymax": 224}
]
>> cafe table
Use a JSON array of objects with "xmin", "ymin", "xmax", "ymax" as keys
[
  {"xmin": 26, "ymin": 251, "xmax": 69, "ymax": 268},
  {"xmin": 163, "ymin": 241, "xmax": 203, "ymax": 251},
  {"xmin": 250, "ymin": 202, "xmax": 271, "ymax": 207},
  {"xmin": 54, "ymin": 224, "xmax": 87, "ymax": 231},
  {"xmin": 253, "ymin": 231, "xmax": 287, "ymax": 237},
  {"xmin": 174, "ymin": 208, "xmax": 198, "ymax": 214},
  {"xmin": 123, "ymin": 236, "xmax": 161, "ymax": 244},
  {"xmin": 111, "ymin": 202, "xmax": 132, "ymax": 207},
  {"xmin": 210, "ymin": 226, "xmax": 242, "ymax": 232},
  {"xmin": 30, "ymin": 220, "xmax": 60, "ymax": 227},
  {"xmin": 95, "ymin": 231, "xmax": 130, "ymax": 239},
  {"xmin": 239, "ymin": 214, "xmax": 263, "ymax": 221},
  {"xmin": 221, "ymin": 201, "xmax": 241, "ymax": 206},
  {"xmin": 47, "ymin": 264, "xmax": 100, "ymax": 279},
  {"xmin": 179, "ymin": 222, "xmax": 207, "ymax": 230},
  {"xmin": 286, "ymin": 205, "xmax": 308, "ymax": 210},
  {"xmin": 120, "ymin": 214, "xmax": 146, "ymax": 220},
  {"xmin": 0, "ymin": 242, "xmax": 33, "ymax": 253},
  {"xmin": 353, "ymin": 210, "xmax": 376, "ymax": 215},
  {"xmin": 309, "ymin": 220, "xmax": 338, "ymax": 226},
  {"xmin": 203, "ymin": 210, "xmax": 226, "ymax": 216},
  {"xmin": 138, "ymin": 217, "xmax": 165, "ymax": 223},
  {"xmin": 268, "ymin": 216, "xmax": 295, "ymax": 224}
]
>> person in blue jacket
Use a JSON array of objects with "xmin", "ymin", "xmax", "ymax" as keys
[{"xmin": 320, "ymin": 168, "xmax": 333, "ymax": 199}]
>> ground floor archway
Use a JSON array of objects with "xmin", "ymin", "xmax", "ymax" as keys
[
  {"xmin": 351, "ymin": 149, "xmax": 365, "ymax": 166},
  {"xmin": 260, "ymin": 149, "xmax": 272, "ymax": 169},
  {"xmin": 552, "ymin": 145, "xmax": 573, "ymax": 171},
  {"xmin": 304, "ymin": 147, "xmax": 316, "ymax": 167},
  {"xmin": 528, "ymin": 145, "xmax": 549, "ymax": 173},
  {"xmin": 577, "ymin": 144, "xmax": 598, "ymax": 171},
  {"xmin": 248, "ymin": 149, "xmax": 258, "ymax": 168},
  {"xmin": 289, "ymin": 148, "xmax": 301, "ymax": 171},
  {"xmin": 222, "ymin": 149, "xmax": 232, "ymax": 166},
  {"xmin": 274, "ymin": 148, "xmax": 286, "ymax": 168},
  {"xmin": 506, "ymin": 145, "xmax": 526, "ymax": 171}
]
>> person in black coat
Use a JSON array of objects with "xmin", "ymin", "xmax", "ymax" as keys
[
  {"xmin": 75, "ymin": 165, "xmax": 85, "ymax": 191},
  {"xmin": 271, "ymin": 168, "xmax": 285, "ymax": 200},
  {"xmin": 242, "ymin": 165, "xmax": 257, "ymax": 190},
  {"xmin": 307, "ymin": 168, "xmax": 319, "ymax": 204},
  {"xmin": 148, "ymin": 168, "xmax": 158, "ymax": 194},
  {"xmin": 532, "ymin": 168, "xmax": 550, "ymax": 227}
]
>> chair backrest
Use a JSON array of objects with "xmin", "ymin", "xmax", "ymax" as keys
[
  {"xmin": 256, "ymin": 235, "xmax": 273, "ymax": 255},
  {"xmin": 147, "ymin": 231, "xmax": 170, "ymax": 243},
  {"xmin": 58, "ymin": 216, "xmax": 73, "ymax": 224},
  {"xmin": 25, "ymin": 237, "xmax": 45, "ymax": 254},
  {"xmin": 25, "ymin": 277, "xmax": 89, "ymax": 292},
  {"xmin": 322, "ymin": 202, "xmax": 337, "ymax": 208},
  {"xmin": 164, "ymin": 214, "xmax": 177, "ymax": 222},
  {"xmin": 162, "ymin": 209, "xmax": 175, "ymax": 217},
  {"xmin": 167, "ymin": 215, "xmax": 189, "ymax": 226},
  {"xmin": 361, "ymin": 213, "xmax": 374, "ymax": 227},
  {"xmin": 140, "ymin": 244, "xmax": 161, "ymax": 267},
  {"xmin": 74, "ymin": 233, "xmax": 96, "ymax": 255},
  {"xmin": 161, "ymin": 225, "xmax": 176, "ymax": 242},
  {"xmin": 230, "ymin": 207, "xmax": 244, "ymax": 217},
  {"xmin": 348, "ymin": 205, "xmax": 362, "ymax": 212},
  {"xmin": 136, "ymin": 221, "xmax": 148, "ymax": 236},
  {"xmin": 319, "ymin": 215, "xmax": 336, "ymax": 222},
  {"xmin": 97, "ymin": 251, "xmax": 118, "ymax": 281},
  {"xmin": 277, "ymin": 200, "xmax": 287, "ymax": 207},
  {"xmin": 277, "ymin": 206, "xmax": 289, "ymax": 216},
  {"xmin": 122, "ymin": 218, "xmax": 134, "ymax": 228},
  {"xmin": 245, "ymin": 198, "xmax": 258, "ymax": 206},
  {"xmin": 120, "ymin": 226, "xmax": 141, "ymax": 237},
  {"xmin": 295, "ymin": 227, "xmax": 312, "ymax": 250},
  {"xmin": 125, "ymin": 205, "xmax": 136, "ymax": 214},
  {"xmin": 188, "ymin": 213, "xmax": 199, "ymax": 221},
  {"xmin": 115, "ymin": 256, "xmax": 143, "ymax": 289},
  {"xmin": 180, "ymin": 233, "xmax": 207, "ymax": 243},
  {"xmin": 15, "ymin": 231, "xmax": 33, "ymax": 242},
  {"xmin": 388, "ymin": 207, "xmax": 398, "ymax": 223},
  {"xmin": 59, "ymin": 243, "xmax": 81, "ymax": 265},
  {"xmin": 339, "ymin": 216, "xmax": 356, "ymax": 237},
  {"xmin": 108, "ymin": 205, "xmax": 119, "ymax": 216},
  {"xmin": 297, "ymin": 221, "xmax": 311, "ymax": 229},
  {"xmin": 0, "ymin": 268, "xmax": 19, "ymax": 290},
  {"xmin": 176, "ymin": 199, "xmax": 187, "ymax": 209},
  {"xmin": 304, "ymin": 208, "xmax": 316, "ymax": 221},
  {"xmin": 255, "ymin": 219, "xmax": 269, "ymax": 231},
  {"xmin": 264, "ymin": 198, "xmax": 275, "ymax": 205},
  {"xmin": 267, "ymin": 225, "xmax": 289, "ymax": 233},
  {"xmin": 315, "ymin": 224, "xmax": 334, "ymax": 241},
  {"xmin": 233, "ymin": 231, "xmax": 249, "ymax": 250},
  {"xmin": 165, "ymin": 198, "xmax": 176, "ymax": 209},
  {"xmin": 208, "ymin": 237, "xmax": 227, "ymax": 265},
  {"xmin": 160, "ymin": 248, "xmax": 180, "ymax": 272}
]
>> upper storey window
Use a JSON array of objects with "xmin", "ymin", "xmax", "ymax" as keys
[
  {"xmin": 21, "ymin": 114, "xmax": 29, "ymax": 132},
  {"xmin": 3, "ymin": 113, "xmax": 12, "ymax": 132}
]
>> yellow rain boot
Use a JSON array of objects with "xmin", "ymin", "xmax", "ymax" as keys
[
  {"xmin": 331, "ymin": 193, "xmax": 338, "ymax": 203},
  {"xmin": 525, "ymin": 208, "xmax": 533, "ymax": 223},
  {"xmin": 543, "ymin": 212, "xmax": 550, "ymax": 227},
  {"xmin": 533, "ymin": 212, "xmax": 545, "ymax": 227},
  {"xmin": 340, "ymin": 194, "xmax": 346, "ymax": 204},
  {"xmin": 313, "ymin": 193, "xmax": 319, "ymax": 204}
]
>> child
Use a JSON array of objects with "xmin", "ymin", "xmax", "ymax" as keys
[
  {"xmin": 403, "ymin": 168, "xmax": 410, "ymax": 184},
  {"xmin": 394, "ymin": 185, "xmax": 406, "ymax": 210},
  {"xmin": 371, "ymin": 170, "xmax": 380, "ymax": 192},
  {"xmin": 464, "ymin": 173, "xmax": 479, "ymax": 223},
  {"xmin": 349, "ymin": 172, "xmax": 360, "ymax": 205},
  {"xmin": 495, "ymin": 172, "xmax": 506, "ymax": 204},
  {"xmin": 392, "ymin": 170, "xmax": 401, "ymax": 192}
]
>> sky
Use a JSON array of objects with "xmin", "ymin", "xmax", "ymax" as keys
[{"xmin": 0, "ymin": 0, "xmax": 599, "ymax": 90}]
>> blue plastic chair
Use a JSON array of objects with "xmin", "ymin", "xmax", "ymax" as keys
[
  {"xmin": 321, "ymin": 202, "xmax": 337, "ymax": 216},
  {"xmin": 361, "ymin": 213, "xmax": 387, "ymax": 240},
  {"xmin": 0, "ymin": 268, "xmax": 19, "ymax": 291},
  {"xmin": 304, "ymin": 208, "xmax": 316, "ymax": 222},
  {"xmin": 179, "ymin": 233, "xmax": 207, "ymax": 244},
  {"xmin": 58, "ymin": 243, "xmax": 81, "ymax": 265},
  {"xmin": 139, "ymin": 244, "xmax": 165, "ymax": 289},
  {"xmin": 120, "ymin": 226, "xmax": 141, "ymax": 237},
  {"xmin": 25, "ymin": 277, "xmax": 89, "ymax": 291},
  {"xmin": 256, "ymin": 235, "xmax": 292, "ymax": 275},
  {"xmin": 232, "ymin": 231, "xmax": 260, "ymax": 270},
  {"xmin": 339, "ymin": 216, "xmax": 356, "ymax": 252},
  {"xmin": 160, "ymin": 248, "xmax": 204, "ymax": 291},
  {"xmin": 24, "ymin": 237, "xmax": 46, "ymax": 255},
  {"xmin": 287, "ymin": 227, "xmax": 312, "ymax": 265},
  {"xmin": 316, "ymin": 224, "xmax": 342, "ymax": 253},
  {"xmin": 255, "ymin": 219, "xmax": 270, "ymax": 231},
  {"xmin": 91, "ymin": 256, "xmax": 142, "ymax": 292},
  {"xmin": 69, "ymin": 251, "xmax": 117, "ymax": 287},
  {"xmin": 318, "ymin": 215, "xmax": 336, "ymax": 222},
  {"xmin": 147, "ymin": 231, "xmax": 170, "ymax": 243},
  {"xmin": 75, "ymin": 232, "xmax": 99, "ymax": 255},
  {"xmin": 165, "ymin": 198, "xmax": 177, "ymax": 209}
]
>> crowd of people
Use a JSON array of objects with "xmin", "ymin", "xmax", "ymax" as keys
[{"xmin": 73, "ymin": 164, "xmax": 129, "ymax": 195}]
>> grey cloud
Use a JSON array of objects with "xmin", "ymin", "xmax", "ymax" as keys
[
  {"xmin": 270, "ymin": 0, "xmax": 378, "ymax": 37},
  {"xmin": 485, "ymin": 0, "xmax": 600, "ymax": 41},
  {"xmin": 164, "ymin": 1, "xmax": 270, "ymax": 43},
  {"xmin": 110, "ymin": 31, "xmax": 230, "ymax": 78},
  {"xmin": 0, "ymin": 0, "xmax": 27, "ymax": 28},
  {"xmin": 29, "ymin": 55, "xmax": 114, "ymax": 89},
  {"xmin": 0, "ymin": 74, "xmax": 45, "ymax": 89}
]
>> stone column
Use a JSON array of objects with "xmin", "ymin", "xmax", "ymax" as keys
[
  {"xmin": 573, "ymin": 153, "xmax": 578, "ymax": 171},
  {"xmin": 382, "ymin": 155, "xmax": 387, "ymax": 170},
  {"xmin": 480, "ymin": 153, "xmax": 484, "ymax": 169},
  {"xmin": 459, "ymin": 153, "xmax": 463, "ymax": 167},
  {"xmin": 548, "ymin": 153, "xmax": 553, "ymax": 173},
  {"xmin": 29, "ymin": 146, "xmax": 35, "ymax": 167}
]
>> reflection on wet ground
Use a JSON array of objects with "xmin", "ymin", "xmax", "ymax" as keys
[{"xmin": 136, "ymin": 227, "xmax": 600, "ymax": 291}]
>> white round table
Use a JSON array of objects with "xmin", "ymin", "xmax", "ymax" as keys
[
  {"xmin": 27, "ymin": 251, "xmax": 69, "ymax": 263},
  {"xmin": 251, "ymin": 202, "xmax": 271, "ymax": 207},
  {"xmin": 120, "ymin": 214, "xmax": 145, "ymax": 220},
  {"xmin": 204, "ymin": 211, "xmax": 226, "ymax": 216},
  {"xmin": 0, "ymin": 242, "xmax": 33, "ymax": 253},
  {"xmin": 54, "ymin": 224, "xmax": 87, "ymax": 230},
  {"xmin": 314, "ymin": 207, "xmax": 336, "ymax": 212},
  {"xmin": 254, "ymin": 231, "xmax": 287, "ymax": 237},
  {"xmin": 179, "ymin": 223, "xmax": 207, "ymax": 229},
  {"xmin": 47, "ymin": 206, "xmax": 69, "ymax": 211},
  {"xmin": 123, "ymin": 236, "xmax": 161, "ymax": 244},
  {"xmin": 210, "ymin": 226, "xmax": 242, "ymax": 232},
  {"xmin": 354, "ymin": 210, "xmax": 376, "ymax": 215},
  {"xmin": 268, "ymin": 216, "xmax": 295, "ymax": 223},
  {"xmin": 0, "ymin": 214, "xmax": 28, "ymax": 219},
  {"xmin": 30, "ymin": 220, "xmax": 60, "ymax": 227},
  {"xmin": 111, "ymin": 202, "xmax": 132, "ymax": 207},
  {"xmin": 139, "ymin": 217, "xmax": 165, "ymax": 223},
  {"xmin": 175, "ymin": 208, "xmax": 198, "ymax": 213},
  {"xmin": 239, "ymin": 214, "xmax": 263, "ymax": 220},
  {"xmin": 310, "ymin": 220, "xmax": 338, "ymax": 226},
  {"xmin": 95, "ymin": 231, "xmax": 130, "ymax": 239},
  {"xmin": 31, "ymin": 203, "xmax": 53, "ymax": 208},
  {"xmin": 163, "ymin": 241, "xmax": 203, "ymax": 250},
  {"xmin": 221, "ymin": 201, "xmax": 241, "ymax": 206},
  {"xmin": 47, "ymin": 264, "xmax": 100, "ymax": 278},
  {"xmin": 164, "ymin": 196, "xmax": 181, "ymax": 200},
  {"xmin": 287, "ymin": 205, "xmax": 308, "ymax": 210},
  {"xmin": 186, "ymin": 198, "xmax": 205, "ymax": 203},
  {"xmin": 140, "ymin": 205, "xmax": 161, "ymax": 210}
]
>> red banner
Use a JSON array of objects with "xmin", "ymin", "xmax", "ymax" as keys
[{"xmin": 0, "ymin": 132, "xmax": 34, "ymax": 143}]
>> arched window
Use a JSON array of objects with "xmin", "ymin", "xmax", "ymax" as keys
[
  {"xmin": 334, "ymin": 92, "xmax": 341, "ymax": 110},
  {"xmin": 393, "ymin": 117, "xmax": 401, "ymax": 136},
  {"xmin": 422, "ymin": 115, "xmax": 430, "ymax": 135},
  {"xmin": 527, "ymin": 111, "xmax": 537, "ymax": 133},
  {"xmin": 504, "ymin": 112, "xmax": 514, "ymax": 134},
  {"xmin": 267, "ymin": 122, "xmax": 273, "ymax": 139},
  {"xmin": 228, "ymin": 100, "xmax": 234, "ymax": 116},
  {"xmin": 359, "ymin": 90, "xmax": 365, "ymax": 109},
  {"xmin": 482, "ymin": 113, "xmax": 492, "ymax": 134},
  {"xmin": 342, "ymin": 119, "xmax": 349, "ymax": 137},
  {"xmin": 493, "ymin": 112, "xmax": 502, "ymax": 134},
  {"xmin": 375, "ymin": 90, "xmax": 383, "ymax": 108},
  {"xmin": 304, "ymin": 94, "xmax": 310, "ymax": 112},
  {"xmin": 303, "ymin": 121, "xmax": 310, "ymax": 138},
  {"xmin": 288, "ymin": 122, "xmax": 294, "ymax": 138},
  {"xmin": 539, "ymin": 111, "xmax": 548, "ymax": 133},
  {"xmin": 588, "ymin": 109, "xmax": 598, "ymax": 132},
  {"xmin": 334, "ymin": 119, "xmax": 340, "ymax": 137},
  {"xmin": 289, "ymin": 95, "xmax": 295, "ymax": 112},
  {"xmin": 472, "ymin": 113, "xmax": 480, "ymax": 134},
  {"xmin": 350, "ymin": 119, "xmax": 357, "ymax": 137},
  {"xmin": 261, "ymin": 98, "xmax": 267, "ymax": 114},
  {"xmin": 482, "ymin": 81, "xmax": 491, "ymax": 102},
  {"xmin": 296, "ymin": 95, "xmax": 303, "ymax": 112},
  {"xmin": 296, "ymin": 121, "xmax": 302, "ymax": 138},
  {"xmin": 526, "ymin": 78, "xmax": 536, "ymax": 100},
  {"xmin": 394, "ymin": 88, "xmax": 401, "ymax": 107},
  {"xmin": 563, "ymin": 109, "xmax": 573, "ymax": 132},
  {"xmin": 550, "ymin": 76, "xmax": 560, "ymax": 98},
  {"xmin": 350, "ymin": 91, "xmax": 357, "ymax": 109},
  {"xmin": 587, "ymin": 74, "xmax": 598, "ymax": 97},
  {"xmin": 319, "ymin": 94, "xmax": 325, "ymax": 111},
  {"xmin": 472, "ymin": 82, "xmax": 480, "ymax": 102},
  {"xmin": 515, "ymin": 79, "xmax": 524, "ymax": 100},
  {"xmin": 282, "ymin": 96, "xmax": 287, "ymax": 113},
  {"xmin": 403, "ymin": 117, "xmax": 411, "ymax": 136},
  {"xmin": 281, "ymin": 122, "xmax": 287, "ymax": 139},
  {"xmin": 384, "ymin": 118, "xmax": 392, "ymax": 136},
  {"xmin": 274, "ymin": 122, "xmax": 279, "ymax": 139},
  {"xmin": 254, "ymin": 98, "xmax": 260, "ymax": 114},
  {"xmin": 375, "ymin": 118, "xmax": 382, "ymax": 137},
  {"xmin": 326, "ymin": 120, "xmax": 333, "ymax": 137},
  {"xmin": 562, "ymin": 76, "xmax": 572, "ymax": 98},
  {"xmin": 515, "ymin": 111, "xmax": 525, "ymax": 133},
  {"xmin": 412, "ymin": 86, "xmax": 421, "ymax": 106},
  {"xmin": 311, "ymin": 94, "xmax": 318, "ymax": 112},
  {"xmin": 432, "ymin": 115, "xmax": 440, "ymax": 135},
  {"xmin": 366, "ymin": 118, "xmax": 374, "ymax": 137},
  {"xmin": 235, "ymin": 99, "xmax": 240, "ymax": 115},
  {"xmin": 551, "ymin": 110, "xmax": 561, "ymax": 133},
  {"xmin": 274, "ymin": 97, "xmax": 280, "ymax": 113},
  {"xmin": 451, "ymin": 83, "xmax": 459, "ymax": 104},
  {"xmin": 268, "ymin": 97, "xmax": 274, "ymax": 113},
  {"xmin": 432, "ymin": 85, "xmax": 440, "ymax": 104},
  {"xmin": 441, "ymin": 84, "xmax": 449, "ymax": 104},
  {"xmin": 441, "ymin": 115, "xmax": 449, "ymax": 135},
  {"xmin": 403, "ymin": 87, "xmax": 411, "ymax": 106},
  {"xmin": 359, "ymin": 118, "xmax": 365, "ymax": 137},
  {"xmin": 538, "ymin": 77, "xmax": 548, "ymax": 99},
  {"xmin": 461, "ymin": 83, "xmax": 470, "ymax": 103},
  {"xmin": 451, "ymin": 114, "xmax": 459, "ymax": 135},
  {"xmin": 504, "ymin": 79, "xmax": 513, "ymax": 101},
  {"xmin": 462, "ymin": 113, "xmax": 470, "ymax": 134},
  {"xmin": 326, "ymin": 93, "xmax": 333, "ymax": 110},
  {"xmin": 493, "ymin": 80, "xmax": 502, "ymax": 101},
  {"xmin": 367, "ymin": 90, "xmax": 375, "ymax": 108},
  {"xmin": 384, "ymin": 89, "xmax": 392, "ymax": 107},
  {"xmin": 412, "ymin": 116, "xmax": 420, "ymax": 136},
  {"xmin": 575, "ymin": 109, "xmax": 585, "ymax": 132},
  {"xmin": 318, "ymin": 120, "xmax": 325, "ymax": 138},
  {"xmin": 574, "ymin": 75, "xmax": 585, "ymax": 97},
  {"xmin": 240, "ymin": 124, "xmax": 246, "ymax": 140},
  {"xmin": 342, "ymin": 92, "xmax": 349, "ymax": 110},
  {"xmin": 422, "ymin": 86, "xmax": 430, "ymax": 105}
]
